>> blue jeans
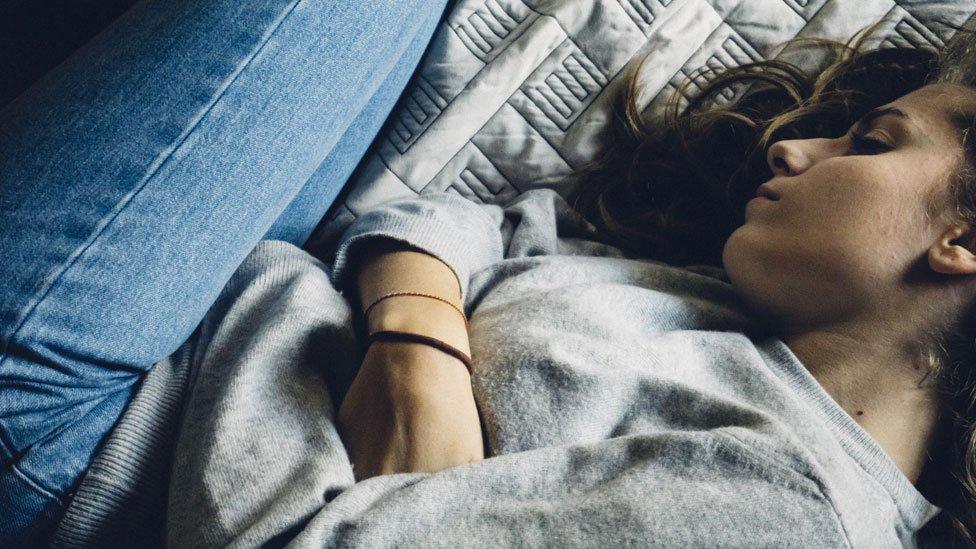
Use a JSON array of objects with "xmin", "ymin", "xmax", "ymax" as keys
[{"xmin": 0, "ymin": 0, "xmax": 448, "ymax": 544}]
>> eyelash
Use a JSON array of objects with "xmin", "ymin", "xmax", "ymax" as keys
[{"xmin": 847, "ymin": 131, "xmax": 891, "ymax": 155}]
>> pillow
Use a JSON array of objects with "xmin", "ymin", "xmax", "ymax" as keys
[{"xmin": 306, "ymin": 0, "xmax": 976, "ymax": 257}]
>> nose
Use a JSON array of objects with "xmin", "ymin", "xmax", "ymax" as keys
[
  {"xmin": 765, "ymin": 139, "xmax": 824, "ymax": 177},
  {"xmin": 766, "ymin": 140, "xmax": 809, "ymax": 175}
]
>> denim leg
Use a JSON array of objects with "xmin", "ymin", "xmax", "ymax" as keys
[
  {"xmin": 261, "ymin": 17, "xmax": 434, "ymax": 248},
  {"xmin": 0, "ymin": 0, "xmax": 447, "ymax": 544},
  {"xmin": 265, "ymin": 0, "xmax": 460, "ymax": 247}
]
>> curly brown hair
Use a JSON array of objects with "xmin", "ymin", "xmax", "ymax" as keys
[{"xmin": 569, "ymin": 20, "xmax": 976, "ymax": 548}]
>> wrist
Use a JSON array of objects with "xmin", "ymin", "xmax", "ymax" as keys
[
  {"xmin": 363, "ymin": 292, "xmax": 466, "ymax": 328},
  {"xmin": 365, "ymin": 295, "xmax": 470, "ymax": 356},
  {"xmin": 368, "ymin": 340, "xmax": 473, "ymax": 384},
  {"xmin": 357, "ymin": 247, "xmax": 462, "ymax": 309}
]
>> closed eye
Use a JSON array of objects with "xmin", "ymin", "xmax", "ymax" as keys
[{"xmin": 847, "ymin": 132, "xmax": 892, "ymax": 155}]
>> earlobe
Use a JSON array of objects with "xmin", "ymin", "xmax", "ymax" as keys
[{"xmin": 929, "ymin": 225, "xmax": 976, "ymax": 275}]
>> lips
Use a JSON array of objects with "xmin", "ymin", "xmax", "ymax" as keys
[{"xmin": 755, "ymin": 183, "xmax": 780, "ymax": 200}]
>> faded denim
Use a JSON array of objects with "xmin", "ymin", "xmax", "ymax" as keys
[{"xmin": 0, "ymin": 0, "xmax": 448, "ymax": 544}]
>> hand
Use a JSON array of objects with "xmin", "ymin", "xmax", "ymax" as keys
[{"xmin": 337, "ymin": 339, "xmax": 485, "ymax": 481}]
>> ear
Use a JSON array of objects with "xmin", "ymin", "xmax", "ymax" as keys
[{"xmin": 928, "ymin": 224, "xmax": 976, "ymax": 275}]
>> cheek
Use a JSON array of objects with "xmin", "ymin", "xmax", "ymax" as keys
[
  {"xmin": 795, "ymin": 169, "xmax": 923, "ymax": 279},
  {"xmin": 733, "ymin": 162, "xmax": 929, "ymax": 315},
  {"xmin": 723, "ymin": 190, "xmax": 895, "ymax": 323},
  {"xmin": 795, "ymin": 167, "xmax": 884, "ymax": 234}
]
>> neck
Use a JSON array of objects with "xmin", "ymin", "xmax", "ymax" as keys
[{"xmin": 782, "ymin": 319, "xmax": 942, "ymax": 485}]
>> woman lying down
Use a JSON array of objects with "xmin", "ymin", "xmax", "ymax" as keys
[{"xmin": 67, "ymin": 28, "xmax": 976, "ymax": 548}]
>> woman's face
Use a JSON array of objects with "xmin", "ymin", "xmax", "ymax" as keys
[{"xmin": 722, "ymin": 83, "xmax": 976, "ymax": 329}]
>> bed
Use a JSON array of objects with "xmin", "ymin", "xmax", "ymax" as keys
[{"xmin": 305, "ymin": 0, "xmax": 976, "ymax": 261}]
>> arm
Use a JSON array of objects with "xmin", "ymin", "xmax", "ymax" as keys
[
  {"xmin": 355, "ymin": 238, "xmax": 469, "ymax": 358},
  {"xmin": 331, "ymin": 188, "xmax": 599, "ymax": 479},
  {"xmin": 329, "ymin": 187, "xmax": 596, "ymax": 301},
  {"xmin": 337, "ymin": 238, "xmax": 483, "ymax": 481},
  {"xmin": 310, "ymin": 431, "xmax": 850, "ymax": 547}
]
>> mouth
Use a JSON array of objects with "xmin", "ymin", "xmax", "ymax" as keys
[{"xmin": 755, "ymin": 183, "xmax": 780, "ymax": 201}]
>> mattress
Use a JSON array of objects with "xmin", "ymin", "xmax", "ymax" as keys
[{"xmin": 305, "ymin": 0, "xmax": 976, "ymax": 256}]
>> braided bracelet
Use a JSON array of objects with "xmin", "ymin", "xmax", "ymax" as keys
[
  {"xmin": 368, "ymin": 330, "xmax": 474, "ymax": 375},
  {"xmin": 363, "ymin": 291, "xmax": 469, "ymax": 328}
]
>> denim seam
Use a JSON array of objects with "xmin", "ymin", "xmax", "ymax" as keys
[
  {"xmin": 0, "ymin": 0, "xmax": 309, "ymax": 495},
  {"xmin": 10, "ymin": 457, "xmax": 64, "ymax": 505}
]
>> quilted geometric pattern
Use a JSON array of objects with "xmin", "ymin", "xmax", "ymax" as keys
[
  {"xmin": 452, "ymin": 0, "xmax": 533, "ymax": 62},
  {"xmin": 306, "ymin": 0, "xmax": 976, "ymax": 255}
]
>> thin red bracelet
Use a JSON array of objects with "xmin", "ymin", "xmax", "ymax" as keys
[
  {"xmin": 368, "ymin": 330, "xmax": 474, "ymax": 375},
  {"xmin": 363, "ymin": 291, "xmax": 469, "ymax": 328}
]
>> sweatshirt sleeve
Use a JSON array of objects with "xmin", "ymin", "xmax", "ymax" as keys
[{"xmin": 328, "ymin": 188, "xmax": 616, "ymax": 301}]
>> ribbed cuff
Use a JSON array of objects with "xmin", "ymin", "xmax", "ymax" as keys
[
  {"xmin": 51, "ymin": 340, "xmax": 194, "ymax": 547},
  {"xmin": 329, "ymin": 197, "xmax": 503, "ymax": 302}
]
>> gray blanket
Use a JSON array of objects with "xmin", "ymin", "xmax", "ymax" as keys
[{"xmin": 57, "ymin": 189, "xmax": 940, "ymax": 547}]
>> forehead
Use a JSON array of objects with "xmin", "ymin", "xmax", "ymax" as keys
[{"xmin": 888, "ymin": 83, "xmax": 976, "ymax": 147}]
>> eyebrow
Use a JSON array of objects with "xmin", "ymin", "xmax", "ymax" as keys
[
  {"xmin": 857, "ymin": 104, "xmax": 976, "ymax": 146},
  {"xmin": 852, "ymin": 105, "xmax": 938, "ymax": 145},
  {"xmin": 854, "ymin": 106, "xmax": 908, "ymax": 130}
]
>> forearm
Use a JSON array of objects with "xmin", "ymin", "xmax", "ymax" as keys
[
  {"xmin": 342, "ymin": 239, "xmax": 483, "ymax": 480},
  {"xmin": 355, "ymin": 238, "xmax": 470, "ymax": 355}
]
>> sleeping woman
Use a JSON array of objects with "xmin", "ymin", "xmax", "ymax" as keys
[{"xmin": 63, "ymin": 24, "xmax": 976, "ymax": 549}]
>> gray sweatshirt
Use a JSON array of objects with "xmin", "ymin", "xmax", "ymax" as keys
[{"xmin": 53, "ymin": 188, "xmax": 942, "ymax": 548}]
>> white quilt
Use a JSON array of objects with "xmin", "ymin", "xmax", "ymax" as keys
[{"xmin": 307, "ymin": 0, "xmax": 976, "ymax": 253}]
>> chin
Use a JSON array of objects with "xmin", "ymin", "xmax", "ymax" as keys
[
  {"xmin": 721, "ymin": 228, "xmax": 782, "ymax": 323},
  {"xmin": 720, "ymin": 226, "xmax": 748, "ymax": 279}
]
